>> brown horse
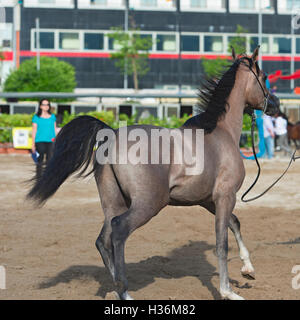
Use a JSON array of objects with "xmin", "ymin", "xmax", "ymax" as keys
[
  {"xmin": 27, "ymin": 47, "xmax": 280, "ymax": 300},
  {"xmin": 287, "ymin": 122, "xmax": 300, "ymax": 148}
]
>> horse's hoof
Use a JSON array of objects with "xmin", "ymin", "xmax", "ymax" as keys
[
  {"xmin": 221, "ymin": 291, "xmax": 245, "ymax": 300},
  {"xmin": 241, "ymin": 266, "xmax": 255, "ymax": 280},
  {"xmin": 241, "ymin": 268, "xmax": 255, "ymax": 280},
  {"xmin": 118, "ymin": 291, "xmax": 134, "ymax": 300},
  {"xmin": 242, "ymin": 271, "xmax": 255, "ymax": 280}
]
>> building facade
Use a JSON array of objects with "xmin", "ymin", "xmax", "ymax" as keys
[{"xmin": 1, "ymin": 0, "xmax": 300, "ymax": 92}]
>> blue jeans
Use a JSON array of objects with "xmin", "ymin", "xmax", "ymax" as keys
[{"xmin": 264, "ymin": 136, "xmax": 274, "ymax": 159}]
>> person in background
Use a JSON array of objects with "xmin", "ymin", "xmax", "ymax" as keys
[
  {"xmin": 265, "ymin": 75, "xmax": 271, "ymax": 91},
  {"xmin": 31, "ymin": 99, "xmax": 57, "ymax": 178},
  {"xmin": 271, "ymin": 85, "xmax": 277, "ymax": 94},
  {"xmin": 274, "ymin": 112, "xmax": 292, "ymax": 157},
  {"xmin": 263, "ymin": 113, "xmax": 275, "ymax": 159}
]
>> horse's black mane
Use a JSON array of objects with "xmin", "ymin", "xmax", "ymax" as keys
[{"xmin": 183, "ymin": 56, "xmax": 255, "ymax": 134}]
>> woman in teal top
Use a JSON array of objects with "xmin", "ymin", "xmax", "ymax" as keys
[{"xmin": 32, "ymin": 99, "xmax": 57, "ymax": 177}]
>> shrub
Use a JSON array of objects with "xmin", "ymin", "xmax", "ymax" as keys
[
  {"xmin": 0, "ymin": 111, "xmax": 253, "ymax": 145},
  {"xmin": 3, "ymin": 57, "xmax": 76, "ymax": 102},
  {"xmin": 0, "ymin": 113, "xmax": 33, "ymax": 143}
]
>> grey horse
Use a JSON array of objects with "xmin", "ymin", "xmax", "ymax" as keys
[{"xmin": 27, "ymin": 47, "xmax": 280, "ymax": 300}]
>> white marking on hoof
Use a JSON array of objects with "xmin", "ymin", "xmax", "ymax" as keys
[
  {"xmin": 123, "ymin": 291, "xmax": 134, "ymax": 300},
  {"xmin": 221, "ymin": 290, "xmax": 245, "ymax": 300},
  {"xmin": 117, "ymin": 291, "xmax": 134, "ymax": 300}
]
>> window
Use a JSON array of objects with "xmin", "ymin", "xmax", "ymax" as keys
[
  {"xmin": 108, "ymin": 38, "xmax": 122, "ymax": 50},
  {"xmin": 250, "ymin": 37, "xmax": 269, "ymax": 53},
  {"xmin": 129, "ymin": 0, "xmax": 174, "ymax": 10},
  {"xmin": 272, "ymin": 37, "xmax": 291, "ymax": 54},
  {"xmin": 90, "ymin": 0, "xmax": 107, "ymax": 5},
  {"xmin": 24, "ymin": 0, "xmax": 74, "ymax": 8},
  {"xmin": 139, "ymin": 34, "xmax": 153, "ymax": 41},
  {"xmin": 204, "ymin": 36, "xmax": 223, "ymax": 52},
  {"xmin": 78, "ymin": 0, "xmax": 124, "ymax": 9},
  {"xmin": 0, "ymin": 0, "xmax": 16, "ymax": 6},
  {"xmin": 59, "ymin": 32, "xmax": 80, "ymax": 50},
  {"xmin": 132, "ymin": 34, "xmax": 153, "ymax": 51},
  {"xmin": 230, "ymin": 0, "xmax": 274, "ymax": 12},
  {"xmin": 34, "ymin": 31, "xmax": 55, "ymax": 49},
  {"xmin": 181, "ymin": 0, "xmax": 225, "ymax": 11},
  {"xmin": 157, "ymin": 35, "xmax": 176, "ymax": 51},
  {"xmin": 0, "ymin": 24, "xmax": 12, "ymax": 49},
  {"xmin": 133, "ymin": 34, "xmax": 153, "ymax": 41},
  {"xmin": 296, "ymin": 38, "xmax": 300, "ymax": 54},
  {"xmin": 38, "ymin": 0, "xmax": 55, "ymax": 3},
  {"xmin": 140, "ymin": 0, "xmax": 157, "ymax": 7},
  {"xmin": 84, "ymin": 33, "xmax": 104, "ymax": 50},
  {"xmin": 190, "ymin": 0, "xmax": 206, "ymax": 8},
  {"xmin": 287, "ymin": 0, "xmax": 300, "ymax": 10},
  {"xmin": 181, "ymin": 35, "xmax": 200, "ymax": 51},
  {"xmin": 239, "ymin": 0, "xmax": 255, "ymax": 9}
]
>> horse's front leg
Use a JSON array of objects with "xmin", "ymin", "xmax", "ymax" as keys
[
  {"xmin": 229, "ymin": 214, "xmax": 255, "ymax": 280},
  {"xmin": 215, "ymin": 193, "xmax": 244, "ymax": 300}
]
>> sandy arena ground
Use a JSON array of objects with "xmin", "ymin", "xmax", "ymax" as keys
[{"xmin": 0, "ymin": 153, "xmax": 299, "ymax": 300}]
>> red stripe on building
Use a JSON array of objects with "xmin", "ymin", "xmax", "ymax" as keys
[
  {"xmin": 149, "ymin": 53, "xmax": 231, "ymax": 59},
  {"xmin": 2, "ymin": 52, "xmax": 13, "ymax": 61},
  {"xmin": 20, "ymin": 51, "xmax": 111, "ymax": 58},
  {"xmin": 2, "ymin": 51, "xmax": 300, "ymax": 62}
]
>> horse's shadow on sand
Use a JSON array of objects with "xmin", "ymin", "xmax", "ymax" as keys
[{"xmin": 38, "ymin": 240, "xmax": 251, "ymax": 299}]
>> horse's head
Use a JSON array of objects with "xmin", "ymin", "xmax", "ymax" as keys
[{"xmin": 233, "ymin": 46, "xmax": 280, "ymax": 116}]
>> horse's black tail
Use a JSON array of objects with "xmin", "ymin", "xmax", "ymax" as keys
[{"xmin": 27, "ymin": 115, "xmax": 112, "ymax": 206}]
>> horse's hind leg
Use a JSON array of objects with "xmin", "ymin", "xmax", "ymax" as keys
[
  {"xmin": 94, "ymin": 165, "xmax": 128, "ymax": 284},
  {"xmin": 95, "ymin": 218, "xmax": 117, "ymax": 279},
  {"xmin": 111, "ymin": 203, "xmax": 164, "ymax": 300},
  {"xmin": 214, "ymin": 194, "xmax": 244, "ymax": 300},
  {"xmin": 229, "ymin": 214, "xmax": 255, "ymax": 280}
]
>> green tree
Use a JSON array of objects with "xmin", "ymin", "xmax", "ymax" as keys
[
  {"xmin": 202, "ymin": 25, "xmax": 249, "ymax": 79},
  {"xmin": 228, "ymin": 24, "xmax": 248, "ymax": 56},
  {"xmin": 202, "ymin": 57, "xmax": 230, "ymax": 79},
  {"xmin": 3, "ymin": 56, "xmax": 76, "ymax": 101},
  {"xmin": 108, "ymin": 27, "xmax": 153, "ymax": 91}
]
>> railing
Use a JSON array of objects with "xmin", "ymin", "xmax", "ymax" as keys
[
  {"xmin": 0, "ymin": 91, "xmax": 198, "ymax": 99},
  {"xmin": 0, "ymin": 91, "xmax": 299, "ymax": 99}
]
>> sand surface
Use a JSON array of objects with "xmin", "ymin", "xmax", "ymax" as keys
[{"xmin": 0, "ymin": 154, "xmax": 299, "ymax": 300}]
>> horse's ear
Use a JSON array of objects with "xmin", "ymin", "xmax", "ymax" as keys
[
  {"xmin": 251, "ymin": 45, "xmax": 260, "ymax": 62},
  {"xmin": 231, "ymin": 46, "xmax": 236, "ymax": 60}
]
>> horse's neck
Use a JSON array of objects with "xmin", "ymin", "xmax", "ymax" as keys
[{"xmin": 217, "ymin": 82, "xmax": 246, "ymax": 147}]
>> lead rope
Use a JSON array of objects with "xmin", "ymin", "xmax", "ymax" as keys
[{"xmin": 241, "ymin": 112, "xmax": 300, "ymax": 202}]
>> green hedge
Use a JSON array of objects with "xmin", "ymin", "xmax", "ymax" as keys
[
  {"xmin": 3, "ymin": 57, "xmax": 76, "ymax": 102},
  {"xmin": 0, "ymin": 111, "xmax": 253, "ymax": 145},
  {"xmin": 0, "ymin": 114, "xmax": 33, "ymax": 143}
]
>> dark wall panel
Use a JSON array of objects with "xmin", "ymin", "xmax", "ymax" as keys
[{"xmin": 17, "ymin": 2, "xmax": 298, "ymax": 91}]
